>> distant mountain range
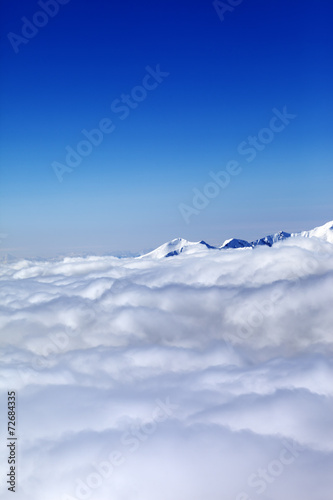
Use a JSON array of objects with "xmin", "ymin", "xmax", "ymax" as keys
[{"xmin": 141, "ymin": 220, "xmax": 333, "ymax": 258}]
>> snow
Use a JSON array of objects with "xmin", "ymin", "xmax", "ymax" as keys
[
  {"xmin": 251, "ymin": 231, "xmax": 291, "ymax": 247},
  {"xmin": 220, "ymin": 238, "xmax": 252, "ymax": 249},
  {"xmin": 140, "ymin": 238, "xmax": 217, "ymax": 259},
  {"xmin": 292, "ymin": 220, "xmax": 333, "ymax": 244}
]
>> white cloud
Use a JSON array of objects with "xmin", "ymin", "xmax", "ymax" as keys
[{"xmin": 0, "ymin": 236, "xmax": 333, "ymax": 499}]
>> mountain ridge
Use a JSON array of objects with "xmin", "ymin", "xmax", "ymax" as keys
[{"xmin": 140, "ymin": 220, "xmax": 333, "ymax": 258}]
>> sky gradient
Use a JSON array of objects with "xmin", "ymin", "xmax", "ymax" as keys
[{"xmin": 1, "ymin": 0, "xmax": 333, "ymax": 257}]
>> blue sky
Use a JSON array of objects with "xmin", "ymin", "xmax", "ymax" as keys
[{"xmin": 1, "ymin": 0, "xmax": 333, "ymax": 256}]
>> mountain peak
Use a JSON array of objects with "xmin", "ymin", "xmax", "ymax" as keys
[
  {"xmin": 140, "ymin": 238, "xmax": 216, "ymax": 259},
  {"xmin": 220, "ymin": 238, "xmax": 252, "ymax": 249},
  {"xmin": 251, "ymin": 231, "xmax": 291, "ymax": 247}
]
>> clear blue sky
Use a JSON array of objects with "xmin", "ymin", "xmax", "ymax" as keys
[{"xmin": 1, "ymin": 0, "xmax": 332, "ymax": 257}]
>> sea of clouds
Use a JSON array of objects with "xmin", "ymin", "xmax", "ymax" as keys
[{"xmin": 0, "ymin": 236, "xmax": 333, "ymax": 500}]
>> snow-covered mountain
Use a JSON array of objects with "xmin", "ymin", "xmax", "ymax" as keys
[
  {"xmin": 140, "ymin": 238, "xmax": 217, "ymax": 259},
  {"xmin": 292, "ymin": 220, "xmax": 333, "ymax": 244},
  {"xmin": 220, "ymin": 238, "xmax": 252, "ymax": 249},
  {"xmin": 250, "ymin": 231, "xmax": 291, "ymax": 247},
  {"xmin": 140, "ymin": 221, "xmax": 333, "ymax": 258}
]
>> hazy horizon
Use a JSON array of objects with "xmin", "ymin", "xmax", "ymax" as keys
[{"xmin": 1, "ymin": 216, "xmax": 332, "ymax": 259}]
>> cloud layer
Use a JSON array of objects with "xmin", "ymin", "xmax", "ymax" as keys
[{"xmin": 1, "ymin": 236, "xmax": 333, "ymax": 499}]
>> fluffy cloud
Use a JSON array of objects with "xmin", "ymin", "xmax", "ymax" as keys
[{"xmin": 0, "ymin": 236, "xmax": 333, "ymax": 499}]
